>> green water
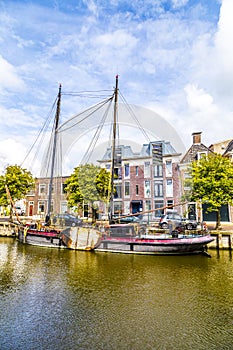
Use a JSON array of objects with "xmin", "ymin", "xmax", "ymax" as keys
[{"xmin": 0, "ymin": 237, "xmax": 233, "ymax": 350}]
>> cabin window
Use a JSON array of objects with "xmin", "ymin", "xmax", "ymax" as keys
[
  {"xmin": 124, "ymin": 163, "xmax": 130, "ymax": 177},
  {"xmin": 124, "ymin": 182, "xmax": 130, "ymax": 196}
]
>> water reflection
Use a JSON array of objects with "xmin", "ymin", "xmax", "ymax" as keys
[{"xmin": 0, "ymin": 238, "xmax": 233, "ymax": 350}]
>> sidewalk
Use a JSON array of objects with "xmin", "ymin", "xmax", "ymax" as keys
[{"xmin": 206, "ymin": 222, "xmax": 233, "ymax": 232}]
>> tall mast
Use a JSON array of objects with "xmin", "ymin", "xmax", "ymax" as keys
[
  {"xmin": 46, "ymin": 84, "xmax": 62, "ymax": 224},
  {"xmin": 109, "ymin": 75, "xmax": 118, "ymax": 223}
]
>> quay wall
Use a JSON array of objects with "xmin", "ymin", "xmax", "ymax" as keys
[
  {"xmin": 209, "ymin": 232, "xmax": 233, "ymax": 250},
  {"xmin": 0, "ymin": 222, "xmax": 17, "ymax": 237}
]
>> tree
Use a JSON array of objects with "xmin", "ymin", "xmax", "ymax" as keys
[
  {"xmin": 0, "ymin": 164, "xmax": 35, "ymax": 217},
  {"xmin": 65, "ymin": 164, "xmax": 110, "ymax": 221},
  {"xmin": 190, "ymin": 153, "xmax": 233, "ymax": 229}
]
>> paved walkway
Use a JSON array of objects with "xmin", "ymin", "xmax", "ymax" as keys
[{"xmin": 206, "ymin": 222, "xmax": 233, "ymax": 232}]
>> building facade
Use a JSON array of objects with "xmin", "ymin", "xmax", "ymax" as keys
[
  {"xmin": 99, "ymin": 140, "xmax": 182, "ymax": 221},
  {"xmin": 25, "ymin": 176, "xmax": 69, "ymax": 218}
]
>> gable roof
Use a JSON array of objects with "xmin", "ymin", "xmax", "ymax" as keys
[{"xmin": 180, "ymin": 143, "xmax": 211, "ymax": 164}]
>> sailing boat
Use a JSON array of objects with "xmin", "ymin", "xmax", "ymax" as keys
[
  {"xmin": 94, "ymin": 76, "xmax": 214, "ymax": 255},
  {"xmin": 18, "ymin": 78, "xmax": 213, "ymax": 254},
  {"xmin": 17, "ymin": 85, "xmax": 101, "ymax": 250}
]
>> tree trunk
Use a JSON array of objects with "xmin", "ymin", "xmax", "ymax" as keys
[{"xmin": 215, "ymin": 209, "xmax": 222, "ymax": 230}]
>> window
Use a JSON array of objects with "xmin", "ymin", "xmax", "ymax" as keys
[
  {"xmin": 62, "ymin": 183, "xmax": 67, "ymax": 194},
  {"xmin": 135, "ymin": 166, "xmax": 139, "ymax": 176},
  {"xmin": 154, "ymin": 181, "xmax": 163, "ymax": 197},
  {"xmin": 114, "ymin": 201, "xmax": 122, "ymax": 215},
  {"xmin": 145, "ymin": 180, "xmax": 151, "ymax": 197},
  {"xmin": 27, "ymin": 189, "xmax": 35, "ymax": 195},
  {"xmin": 124, "ymin": 201, "xmax": 130, "ymax": 214},
  {"xmin": 197, "ymin": 151, "xmax": 207, "ymax": 160},
  {"xmin": 145, "ymin": 200, "xmax": 151, "ymax": 211},
  {"xmin": 124, "ymin": 163, "xmax": 130, "ymax": 177},
  {"xmin": 39, "ymin": 184, "xmax": 46, "ymax": 195},
  {"xmin": 38, "ymin": 201, "xmax": 46, "ymax": 213},
  {"xmin": 165, "ymin": 160, "xmax": 172, "ymax": 176},
  {"xmin": 167, "ymin": 200, "xmax": 174, "ymax": 209},
  {"xmin": 124, "ymin": 182, "xmax": 130, "ymax": 196},
  {"xmin": 166, "ymin": 179, "xmax": 173, "ymax": 197},
  {"xmin": 136, "ymin": 184, "xmax": 139, "ymax": 195},
  {"xmin": 114, "ymin": 184, "xmax": 122, "ymax": 198},
  {"xmin": 154, "ymin": 164, "xmax": 163, "ymax": 177},
  {"xmin": 61, "ymin": 201, "xmax": 68, "ymax": 213},
  {"xmin": 50, "ymin": 201, "xmax": 54, "ymax": 213},
  {"xmin": 144, "ymin": 161, "xmax": 150, "ymax": 178},
  {"xmin": 114, "ymin": 168, "xmax": 122, "ymax": 179},
  {"xmin": 154, "ymin": 200, "xmax": 164, "ymax": 217}
]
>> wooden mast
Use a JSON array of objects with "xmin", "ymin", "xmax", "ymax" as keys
[
  {"xmin": 46, "ymin": 84, "xmax": 62, "ymax": 224},
  {"xmin": 109, "ymin": 75, "xmax": 118, "ymax": 223}
]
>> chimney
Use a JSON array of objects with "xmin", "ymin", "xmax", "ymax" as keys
[{"xmin": 192, "ymin": 132, "xmax": 202, "ymax": 145}]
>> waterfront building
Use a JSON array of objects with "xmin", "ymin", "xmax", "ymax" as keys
[
  {"xmin": 24, "ymin": 140, "xmax": 182, "ymax": 221},
  {"xmin": 98, "ymin": 140, "xmax": 182, "ymax": 221},
  {"xmin": 25, "ymin": 176, "xmax": 69, "ymax": 218},
  {"xmin": 179, "ymin": 132, "xmax": 232, "ymax": 223}
]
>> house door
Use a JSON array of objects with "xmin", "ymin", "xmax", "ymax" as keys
[{"xmin": 29, "ymin": 201, "xmax": 34, "ymax": 216}]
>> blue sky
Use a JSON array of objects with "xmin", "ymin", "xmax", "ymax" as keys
[{"xmin": 1, "ymin": 0, "xmax": 232, "ymax": 175}]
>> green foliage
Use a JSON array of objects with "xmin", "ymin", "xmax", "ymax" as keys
[
  {"xmin": 0, "ymin": 164, "xmax": 35, "ymax": 207},
  {"xmin": 190, "ymin": 153, "xmax": 233, "ymax": 214},
  {"xmin": 65, "ymin": 164, "xmax": 110, "ymax": 209}
]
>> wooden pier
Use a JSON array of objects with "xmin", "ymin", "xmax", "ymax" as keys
[{"xmin": 209, "ymin": 232, "xmax": 233, "ymax": 250}]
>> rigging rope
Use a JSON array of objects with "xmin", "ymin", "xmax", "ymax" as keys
[
  {"xmin": 118, "ymin": 90, "xmax": 151, "ymax": 143},
  {"xmin": 58, "ymin": 96, "xmax": 114, "ymax": 133},
  {"xmin": 20, "ymin": 97, "xmax": 58, "ymax": 170},
  {"xmin": 81, "ymin": 97, "xmax": 114, "ymax": 164}
]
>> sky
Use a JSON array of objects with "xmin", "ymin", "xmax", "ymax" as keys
[{"xmin": 0, "ymin": 0, "xmax": 232, "ymax": 175}]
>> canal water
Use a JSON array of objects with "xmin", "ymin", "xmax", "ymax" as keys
[{"xmin": 0, "ymin": 237, "xmax": 233, "ymax": 350}]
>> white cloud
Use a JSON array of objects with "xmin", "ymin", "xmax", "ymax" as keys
[
  {"xmin": 0, "ymin": 55, "xmax": 25, "ymax": 92},
  {"xmin": 184, "ymin": 84, "xmax": 216, "ymax": 112},
  {"xmin": 0, "ymin": 0, "xmax": 231, "ymax": 173},
  {"xmin": 0, "ymin": 139, "xmax": 26, "ymax": 171}
]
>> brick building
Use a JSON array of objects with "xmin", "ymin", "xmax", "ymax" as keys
[
  {"xmin": 98, "ymin": 140, "xmax": 182, "ymax": 221},
  {"xmin": 25, "ymin": 176, "xmax": 69, "ymax": 218}
]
